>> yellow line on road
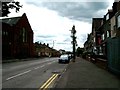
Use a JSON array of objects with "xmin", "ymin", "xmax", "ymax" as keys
[
  {"xmin": 44, "ymin": 74, "xmax": 58, "ymax": 89},
  {"xmin": 40, "ymin": 74, "xmax": 56, "ymax": 89},
  {"xmin": 40, "ymin": 74, "xmax": 58, "ymax": 90}
]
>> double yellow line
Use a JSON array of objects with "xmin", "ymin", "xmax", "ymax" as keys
[{"xmin": 40, "ymin": 74, "xmax": 58, "ymax": 90}]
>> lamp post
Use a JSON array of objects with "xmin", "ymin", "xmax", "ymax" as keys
[
  {"xmin": 52, "ymin": 40, "xmax": 56, "ymax": 49},
  {"xmin": 53, "ymin": 40, "xmax": 54, "ymax": 49},
  {"xmin": 70, "ymin": 25, "xmax": 77, "ymax": 62}
]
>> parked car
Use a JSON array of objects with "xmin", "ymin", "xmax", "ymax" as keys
[
  {"xmin": 58, "ymin": 54, "xmax": 70, "ymax": 63},
  {"xmin": 68, "ymin": 54, "xmax": 73, "ymax": 59}
]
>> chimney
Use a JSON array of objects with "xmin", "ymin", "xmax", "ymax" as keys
[
  {"xmin": 112, "ymin": 1, "xmax": 120, "ymax": 14},
  {"xmin": 108, "ymin": 9, "xmax": 113, "ymax": 19},
  {"xmin": 114, "ymin": 0, "xmax": 120, "ymax": 2},
  {"xmin": 40, "ymin": 42, "xmax": 42, "ymax": 45},
  {"xmin": 47, "ymin": 43, "xmax": 49, "ymax": 47},
  {"xmin": 43, "ymin": 43, "xmax": 45, "ymax": 45}
]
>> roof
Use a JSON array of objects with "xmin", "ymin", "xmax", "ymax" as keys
[{"xmin": 0, "ymin": 16, "xmax": 21, "ymax": 26}]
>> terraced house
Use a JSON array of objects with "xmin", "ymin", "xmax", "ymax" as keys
[
  {"xmin": 84, "ymin": 1, "xmax": 120, "ymax": 74},
  {"xmin": 34, "ymin": 42, "xmax": 60, "ymax": 57},
  {"xmin": 1, "ymin": 13, "xmax": 34, "ymax": 60}
]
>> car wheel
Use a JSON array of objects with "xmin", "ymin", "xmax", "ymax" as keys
[
  {"xmin": 67, "ymin": 61, "xmax": 70, "ymax": 63},
  {"xmin": 58, "ymin": 60, "xmax": 61, "ymax": 63}
]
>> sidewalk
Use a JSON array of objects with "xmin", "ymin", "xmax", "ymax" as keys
[{"xmin": 54, "ymin": 57, "xmax": 120, "ymax": 88}]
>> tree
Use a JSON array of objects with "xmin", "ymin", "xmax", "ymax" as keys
[
  {"xmin": 76, "ymin": 47, "xmax": 84, "ymax": 57},
  {"xmin": 1, "ymin": 1, "xmax": 22, "ymax": 17},
  {"xmin": 70, "ymin": 25, "xmax": 77, "ymax": 62}
]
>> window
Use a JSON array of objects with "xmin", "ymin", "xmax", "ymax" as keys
[
  {"xmin": 3, "ymin": 31, "xmax": 6, "ymax": 35},
  {"xmin": 0, "ymin": 30, "xmax": 2, "ymax": 36},
  {"xmin": 102, "ymin": 34, "xmax": 104, "ymax": 40},
  {"xmin": 117, "ymin": 15, "xmax": 120, "ymax": 28},
  {"xmin": 21, "ymin": 28, "xmax": 27, "ymax": 42},
  {"xmin": 113, "ymin": 25, "xmax": 116, "ymax": 30},
  {"xmin": 23, "ymin": 28, "xmax": 25, "ymax": 42},
  {"xmin": 101, "ymin": 21, "xmax": 103, "ymax": 26},
  {"xmin": 2, "ymin": 31, "xmax": 8, "ymax": 36},
  {"xmin": 94, "ymin": 37, "xmax": 95, "ymax": 42},
  {"xmin": 100, "ymin": 46, "xmax": 102, "ymax": 51},
  {"xmin": 107, "ymin": 31, "xmax": 110, "ymax": 38},
  {"xmin": 106, "ymin": 14, "xmax": 109, "ymax": 20},
  {"xmin": 98, "ymin": 37, "xmax": 101, "ymax": 44}
]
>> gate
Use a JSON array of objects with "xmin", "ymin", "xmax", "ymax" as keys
[{"xmin": 107, "ymin": 37, "xmax": 120, "ymax": 75}]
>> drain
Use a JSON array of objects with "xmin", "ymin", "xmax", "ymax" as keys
[{"xmin": 52, "ymin": 71, "xmax": 60, "ymax": 74}]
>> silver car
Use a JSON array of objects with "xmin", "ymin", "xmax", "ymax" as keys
[{"xmin": 58, "ymin": 55, "xmax": 70, "ymax": 63}]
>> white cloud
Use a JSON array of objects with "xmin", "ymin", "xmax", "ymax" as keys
[{"xmin": 8, "ymin": 0, "xmax": 114, "ymax": 51}]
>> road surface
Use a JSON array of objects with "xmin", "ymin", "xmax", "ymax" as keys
[{"xmin": 2, "ymin": 57, "xmax": 68, "ymax": 89}]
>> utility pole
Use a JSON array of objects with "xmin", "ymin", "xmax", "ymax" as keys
[
  {"xmin": 52, "ymin": 40, "xmax": 56, "ymax": 49},
  {"xmin": 53, "ymin": 40, "xmax": 54, "ymax": 49},
  {"xmin": 70, "ymin": 25, "xmax": 77, "ymax": 62}
]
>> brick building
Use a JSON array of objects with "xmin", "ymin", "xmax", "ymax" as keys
[
  {"xmin": 1, "ymin": 13, "xmax": 34, "ymax": 59},
  {"xmin": 84, "ymin": 1, "xmax": 120, "ymax": 74},
  {"xmin": 92, "ymin": 18, "xmax": 104, "ymax": 55},
  {"xmin": 34, "ymin": 42, "xmax": 60, "ymax": 57}
]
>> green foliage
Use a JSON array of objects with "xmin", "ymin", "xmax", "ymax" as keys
[
  {"xmin": 76, "ymin": 47, "xmax": 84, "ymax": 56},
  {"xmin": 1, "ymin": 1, "xmax": 22, "ymax": 17}
]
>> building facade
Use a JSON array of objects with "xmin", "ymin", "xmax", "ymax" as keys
[
  {"xmin": 2, "ymin": 13, "xmax": 34, "ymax": 59},
  {"xmin": 34, "ymin": 42, "xmax": 60, "ymax": 57},
  {"xmin": 84, "ymin": 1, "xmax": 120, "ymax": 74},
  {"xmin": 92, "ymin": 18, "xmax": 103, "ymax": 55}
]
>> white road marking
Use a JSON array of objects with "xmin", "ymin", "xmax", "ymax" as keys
[
  {"xmin": 40, "ymin": 65, "xmax": 45, "ymax": 68},
  {"xmin": 6, "ymin": 70, "xmax": 31, "ymax": 80},
  {"xmin": 34, "ymin": 67, "xmax": 40, "ymax": 69}
]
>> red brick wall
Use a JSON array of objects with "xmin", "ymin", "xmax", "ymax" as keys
[{"xmin": 2, "ymin": 13, "xmax": 34, "ymax": 59}]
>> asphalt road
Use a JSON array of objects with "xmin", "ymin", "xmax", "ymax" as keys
[{"xmin": 2, "ymin": 57, "xmax": 68, "ymax": 89}]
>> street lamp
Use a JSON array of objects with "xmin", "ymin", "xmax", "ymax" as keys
[{"xmin": 52, "ymin": 40, "xmax": 56, "ymax": 49}]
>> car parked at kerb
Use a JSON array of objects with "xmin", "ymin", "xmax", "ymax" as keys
[{"xmin": 58, "ymin": 54, "xmax": 70, "ymax": 63}]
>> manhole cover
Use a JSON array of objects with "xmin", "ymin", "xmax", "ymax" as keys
[{"xmin": 52, "ymin": 71, "xmax": 61, "ymax": 74}]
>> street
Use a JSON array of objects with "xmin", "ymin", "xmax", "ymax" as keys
[{"xmin": 2, "ymin": 57, "xmax": 68, "ymax": 88}]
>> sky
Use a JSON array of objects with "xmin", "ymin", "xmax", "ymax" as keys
[{"xmin": 3, "ymin": 0, "xmax": 115, "ymax": 51}]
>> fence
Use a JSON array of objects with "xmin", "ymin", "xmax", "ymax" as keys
[{"xmin": 107, "ymin": 37, "xmax": 120, "ymax": 75}]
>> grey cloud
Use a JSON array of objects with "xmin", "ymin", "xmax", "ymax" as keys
[
  {"xmin": 37, "ymin": 35, "xmax": 56, "ymax": 38},
  {"xmin": 62, "ymin": 34, "xmax": 70, "ymax": 36},
  {"xmin": 26, "ymin": 1, "xmax": 43, "ymax": 6},
  {"xmin": 41, "ymin": 2, "xmax": 109, "ymax": 22},
  {"xmin": 56, "ymin": 38, "xmax": 71, "ymax": 45},
  {"xmin": 63, "ymin": 38, "xmax": 71, "ymax": 42},
  {"xmin": 26, "ymin": 2, "xmax": 37, "ymax": 5},
  {"xmin": 35, "ymin": 39, "xmax": 51, "ymax": 43},
  {"xmin": 56, "ymin": 42, "xmax": 70, "ymax": 44},
  {"xmin": 78, "ymin": 34, "xmax": 87, "ymax": 43},
  {"xmin": 25, "ymin": 0, "xmax": 110, "ymax": 22},
  {"xmin": 35, "ymin": 40, "xmax": 44, "ymax": 43},
  {"xmin": 36, "ymin": 35, "xmax": 56, "ymax": 44}
]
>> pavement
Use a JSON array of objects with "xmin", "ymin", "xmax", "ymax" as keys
[{"xmin": 54, "ymin": 57, "xmax": 120, "ymax": 89}]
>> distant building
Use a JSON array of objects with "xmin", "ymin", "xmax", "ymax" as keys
[
  {"xmin": 1, "ymin": 13, "xmax": 34, "ymax": 59},
  {"xmin": 34, "ymin": 42, "xmax": 60, "ymax": 57},
  {"xmin": 59, "ymin": 49, "xmax": 66, "ymax": 54}
]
